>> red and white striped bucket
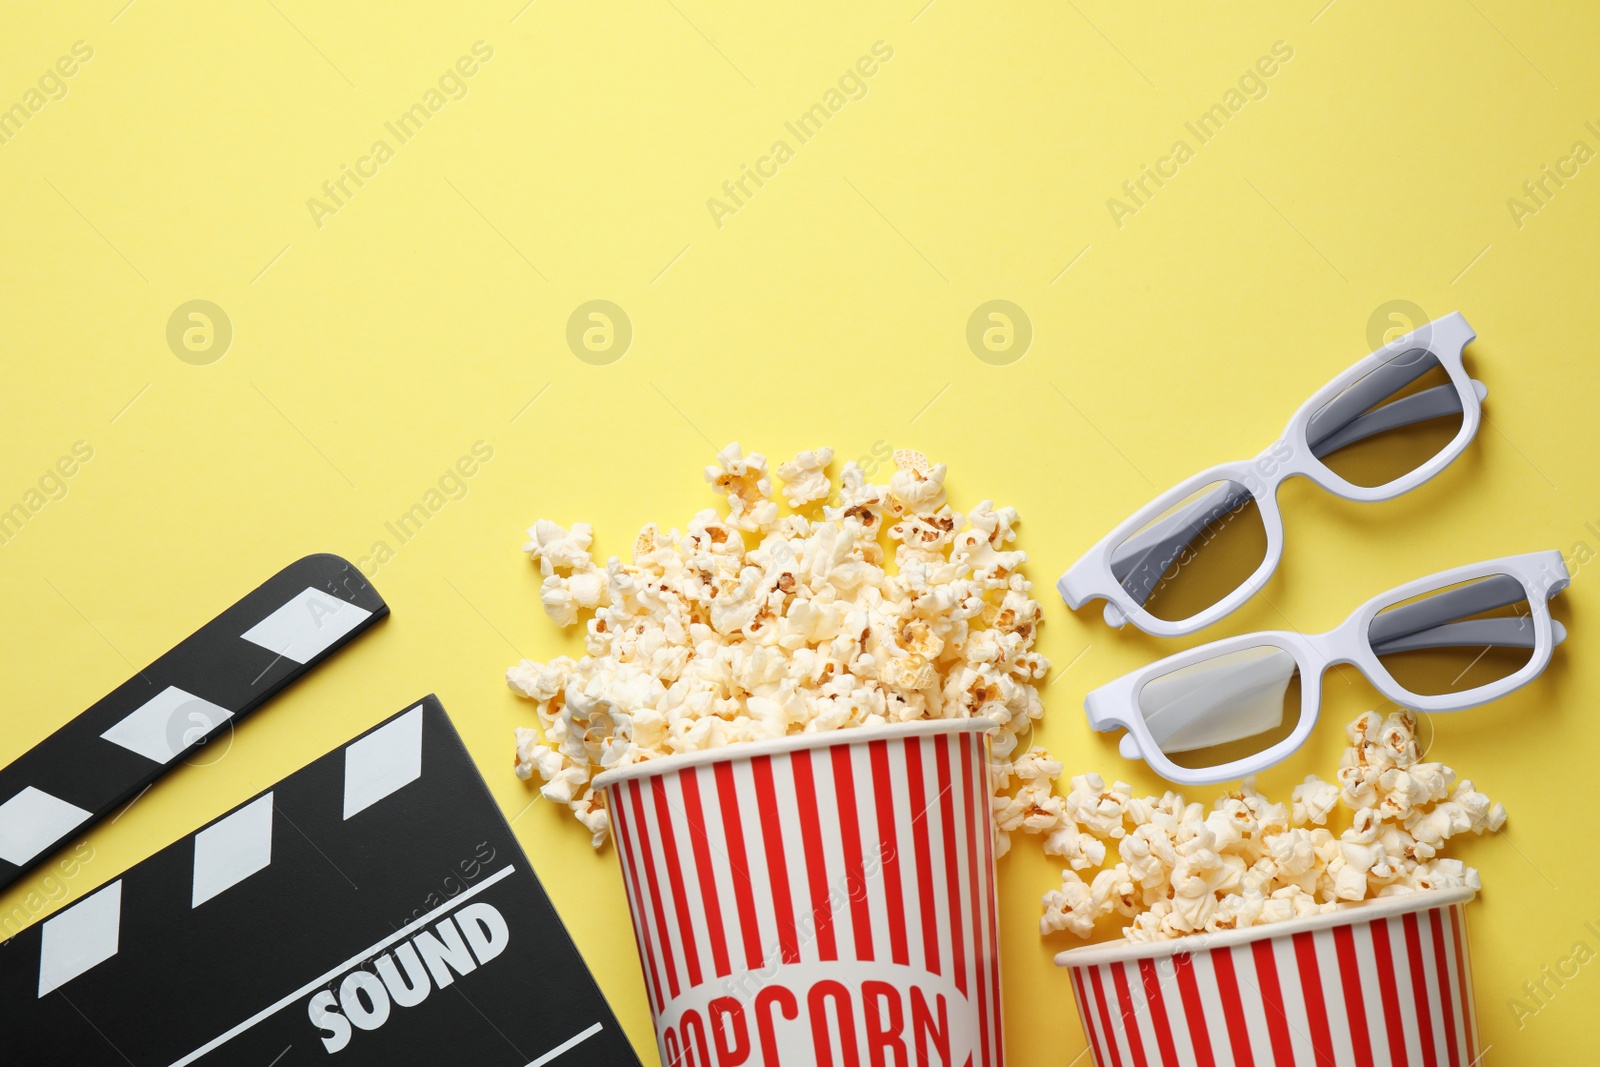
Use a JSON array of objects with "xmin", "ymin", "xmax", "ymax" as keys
[
  {"xmin": 593, "ymin": 718, "xmax": 1004, "ymax": 1067},
  {"xmin": 1055, "ymin": 888, "xmax": 1480, "ymax": 1067}
]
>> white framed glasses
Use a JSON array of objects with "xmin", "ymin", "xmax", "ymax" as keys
[
  {"xmin": 1084, "ymin": 551, "xmax": 1570, "ymax": 785},
  {"xmin": 1059, "ymin": 312, "xmax": 1485, "ymax": 637}
]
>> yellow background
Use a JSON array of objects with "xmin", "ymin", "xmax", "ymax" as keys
[{"xmin": 2, "ymin": 1, "xmax": 1596, "ymax": 1061}]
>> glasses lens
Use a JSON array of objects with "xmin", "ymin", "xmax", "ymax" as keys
[
  {"xmin": 1306, "ymin": 348, "xmax": 1465, "ymax": 489},
  {"xmin": 1368, "ymin": 572, "xmax": 1535, "ymax": 698},
  {"xmin": 1137, "ymin": 644, "xmax": 1304, "ymax": 770},
  {"xmin": 1110, "ymin": 480, "xmax": 1267, "ymax": 623}
]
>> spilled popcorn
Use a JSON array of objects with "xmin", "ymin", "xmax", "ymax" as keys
[
  {"xmin": 1019, "ymin": 711, "xmax": 1506, "ymax": 942},
  {"xmin": 508, "ymin": 444, "xmax": 1050, "ymax": 847}
]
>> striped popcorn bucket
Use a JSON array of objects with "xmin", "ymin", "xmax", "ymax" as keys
[
  {"xmin": 1055, "ymin": 888, "xmax": 1481, "ymax": 1067},
  {"xmin": 593, "ymin": 718, "xmax": 1005, "ymax": 1067}
]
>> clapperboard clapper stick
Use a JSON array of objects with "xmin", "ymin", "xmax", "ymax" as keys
[
  {"xmin": 0, "ymin": 554, "xmax": 388, "ymax": 892},
  {"xmin": 1, "ymin": 696, "xmax": 642, "ymax": 1067}
]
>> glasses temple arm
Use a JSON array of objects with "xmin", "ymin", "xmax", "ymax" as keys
[
  {"xmin": 1108, "ymin": 482, "xmax": 1252, "ymax": 603},
  {"xmin": 1370, "ymin": 616, "xmax": 1566, "ymax": 655},
  {"xmin": 1308, "ymin": 382, "xmax": 1479, "ymax": 458},
  {"xmin": 1304, "ymin": 347, "xmax": 1439, "ymax": 446},
  {"xmin": 1366, "ymin": 572, "xmax": 1526, "ymax": 647}
]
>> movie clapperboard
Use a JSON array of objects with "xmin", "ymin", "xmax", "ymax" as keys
[
  {"xmin": 0, "ymin": 553, "xmax": 388, "ymax": 893},
  {"xmin": 1, "ymin": 696, "xmax": 643, "ymax": 1066}
]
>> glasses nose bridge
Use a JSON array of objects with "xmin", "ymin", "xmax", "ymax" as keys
[{"xmin": 1300, "ymin": 626, "xmax": 1353, "ymax": 669}]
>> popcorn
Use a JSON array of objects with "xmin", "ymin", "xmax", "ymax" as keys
[
  {"xmin": 539, "ymin": 566, "xmax": 608, "ymax": 626},
  {"xmin": 1063, "ymin": 774, "xmax": 1133, "ymax": 840},
  {"xmin": 508, "ymin": 444, "xmax": 1051, "ymax": 846},
  {"xmin": 1021, "ymin": 709, "xmax": 1506, "ymax": 943},
  {"xmin": 888, "ymin": 450, "xmax": 948, "ymax": 515},
  {"xmin": 1089, "ymin": 864, "xmax": 1140, "ymax": 918},
  {"xmin": 704, "ymin": 442, "xmax": 779, "ymax": 532},
  {"xmin": 1040, "ymin": 871, "xmax": 1099, "ymax": 938},
  {"xmin": 524, "ymin": 519, "xmax": 594, "ymax": 576},
  {"xmin": 1118, "ymin": 821, "xmax": 1177, "ymax": 891},
  {"xmin": 994, "ymin": 748, "xmax": 1070, "ymax": 860},
  {"xmin": 1331, "ymin": 840, "xmax": 1383, "ymax": 901},
  {"xmin": 1169, "ymin": 835, "xmax": 1245, "ymax": 931},
  {"xmin": 775, "ymin": 447, "xmax": 835, "ymax": 509},
  {"xmin": 1292, "ymin": 775, "xmax": 1340, "ymax": 826},
  {"xmin": 1045, "ymin": 822, "xmax": 1107, "ymax": 872}
]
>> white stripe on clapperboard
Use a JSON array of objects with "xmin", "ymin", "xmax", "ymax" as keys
[
  {"xmin": 165, "ymin": 863, "xmax": 602, "ymax": 1067},
  {"xmin": 240, "ymin": 587, "xmax": 373, "ymax": 665},
  {"xmin": 527, "ymin": 1022, "xmax": 604, "ymax": 1066}
]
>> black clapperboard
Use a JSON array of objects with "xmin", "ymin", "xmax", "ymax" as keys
[
  {"xmin": 1, "ymin": 696, "xmax": 643, "ymax": 1066},
  {"xmin": 0, "ymin": 554, "xmax": 389, "ymax": 893}
]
